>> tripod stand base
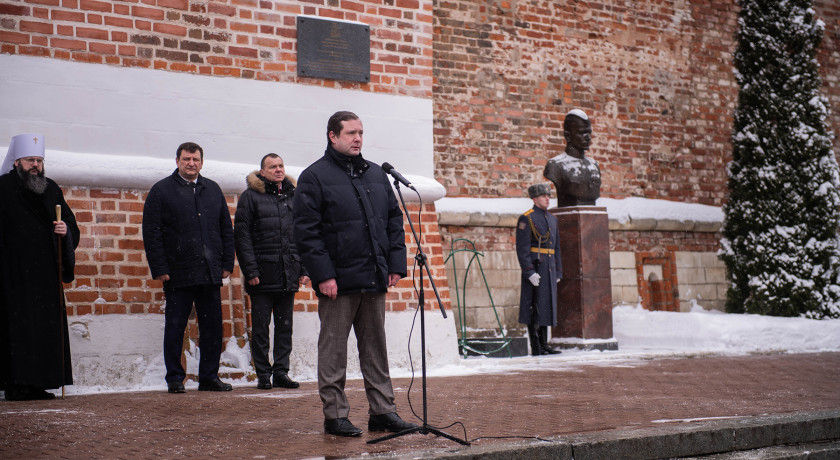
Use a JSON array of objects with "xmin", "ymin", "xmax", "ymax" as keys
[{"xmin": 367, "ymin": 424, "xmax": 470, "ymax": 446}]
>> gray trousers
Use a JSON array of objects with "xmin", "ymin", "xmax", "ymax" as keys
[{"xmin": 317, "ymin": 292, "xmax": 396, "ymax": 419}]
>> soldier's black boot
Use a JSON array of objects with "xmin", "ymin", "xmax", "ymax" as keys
[
  {"xmin": 538, "ymin": 326, "xmax": 561, "ymax": 355},
  {"xmin": 527, "ymin": 324, "xmax": 541, "ymax": 356}
]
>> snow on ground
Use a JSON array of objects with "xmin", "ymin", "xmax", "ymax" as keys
[
  {"xmin": 60, "ymin": 303, "xmax": 840, "ymax": 395},
  {"xmin": 406, "ymin": 303, "xmax": 840, "ymax": 379}
]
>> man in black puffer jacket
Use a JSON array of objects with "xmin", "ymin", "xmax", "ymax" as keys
[
  {"xmin": 234, "ymin": 153, "xmax": 309, "ymax": 390},
  {"xmin": 143, "ymin": 142, "xmax": 235, "ymax": 394},
  {"xmin": 294, "ymin": 111, "xmax": 417, "ymax": 437}
]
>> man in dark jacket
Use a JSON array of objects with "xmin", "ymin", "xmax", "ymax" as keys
[
  {"xmin": 142, "ymin": 142, "xmax": 235, "ymax": 393},
  {"xmin": 516, "ymin": 183, "xmax": 562, "ymax": 356},
  {"xmin": 234, "ymin": 153, "xmax": 309, "ymax": 390},
  {"xmin": 294, "ymin": 111, "xmax": 418, "ymax": 437},
  {"xmin": 0, "ymin": 134, "xmax": 79, "ymax": 401}
]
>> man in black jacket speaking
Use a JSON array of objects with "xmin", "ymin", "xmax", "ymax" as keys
[
  {"xmin": 234, "ymin": 153, "xmax": 309, "ymax": 390},
  {"xmin": 143, "ymin": 142, "xmax": 235, "ymax": 394},
  {"xmin": 294, "ymin": 111, "xmax": 418, "ymax": 437}
]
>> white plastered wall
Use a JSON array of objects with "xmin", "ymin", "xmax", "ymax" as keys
[
  {"xmin": 0, "ymin": 54, "xmax": 445, "ymax": 199},
  {"xmin": 1, "ymin": 54, "xmax": 456, "ymax": 388}
]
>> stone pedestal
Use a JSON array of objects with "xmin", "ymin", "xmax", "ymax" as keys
[{"xmin": 551, "ymin": 206, "xmax": 617, "ymax": 350}]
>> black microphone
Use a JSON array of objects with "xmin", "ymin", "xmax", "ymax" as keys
[{"xmin": 382, "ymin": 162, "xmax": 416, "ymax": 191}]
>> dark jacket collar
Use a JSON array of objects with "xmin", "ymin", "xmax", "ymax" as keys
[
  {"xmin": 171, "ymin": 169, "xmax": 203, "ymax": 187},
  {"xmin": 325, "ymin": 144, "xmax": 369, "ymax": 178}
]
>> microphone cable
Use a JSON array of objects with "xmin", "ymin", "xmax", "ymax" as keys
[
  {"xmin": 399, "ymin": 186, "xmax": 554, "ymax": 446},
  {"xmin": 397, "ymin": 186, "xmax": 471, "ymax": 442}
]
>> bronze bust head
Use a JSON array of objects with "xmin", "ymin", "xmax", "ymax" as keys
[{"xmin": 543, "ymin": 109, "xmax": 601, "ymax": 207}]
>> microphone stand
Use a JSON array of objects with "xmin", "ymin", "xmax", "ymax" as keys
[{"xmin": 368, "ymin": 179, "xmax": 469, "ymax": 446}]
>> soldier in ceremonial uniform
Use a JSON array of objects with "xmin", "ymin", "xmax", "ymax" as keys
[{"xmin": 515, "ymin": 183, "xmax": 562, "ymax": 356}]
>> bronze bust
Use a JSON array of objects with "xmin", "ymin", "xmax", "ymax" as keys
[{"xmin": 543, "ymin": 109, "xmax": 601, "ymax": 207}]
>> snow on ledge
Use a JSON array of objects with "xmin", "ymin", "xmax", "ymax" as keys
[
  {"xmin": 436, "ymin": 196, "xmax": 724, "ymax": 229},
  {"xmin": 15, "ymin": 148, "xmax": 446, "ymax": 202}
]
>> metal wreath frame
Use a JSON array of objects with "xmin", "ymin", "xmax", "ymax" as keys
[{"xmin": 444, "ymin": 238, "xmax": 513, "ymax": 359}]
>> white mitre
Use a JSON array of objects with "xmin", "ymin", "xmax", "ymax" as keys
[{"xmin": 1, "ymin": 133, "xmax": 45, "ymax": 174}]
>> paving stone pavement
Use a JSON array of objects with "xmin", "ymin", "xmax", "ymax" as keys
[{"xmin": 1, "ymin": 352, "xmax": 839, "ymax": 459}]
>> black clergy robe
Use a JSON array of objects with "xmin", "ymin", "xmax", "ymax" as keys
[{"xmin": 0, "ymin": 170, "xmax": 79, "ymax": 390}]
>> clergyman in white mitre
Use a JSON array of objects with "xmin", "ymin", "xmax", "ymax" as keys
[{"xmin": 1, "ymin": 133, "xmax": 45, "ymax": 174}]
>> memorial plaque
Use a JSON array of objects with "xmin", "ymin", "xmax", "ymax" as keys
[{"xmin": 297, "ymin": 16, "xmax": 370, "ymax": 83}]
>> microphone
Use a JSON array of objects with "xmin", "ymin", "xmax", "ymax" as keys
[{"xmin": 382, "ymin": 162, "xmax": 416, "ymax": 191}]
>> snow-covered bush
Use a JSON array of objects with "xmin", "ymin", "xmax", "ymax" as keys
[{"xmin": 720, "ymin": 0, "xmax": 840, "ymax": 319}]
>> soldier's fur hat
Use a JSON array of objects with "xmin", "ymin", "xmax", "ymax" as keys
[{"xmin": 528, "ymin": 183, "xmax": 551, "ymax": 198}]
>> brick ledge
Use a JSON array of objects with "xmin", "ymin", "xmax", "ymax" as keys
[{"xmin": 437, "ymin": 210, "xmax": 721, "ymax": 232}]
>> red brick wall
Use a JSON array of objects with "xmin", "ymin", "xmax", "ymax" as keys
[
  {"xmin": 610, "ymin": 229, "xmax": 720, "ymax": 253},
  {"xmin": 433, "ymin": 0, "xmax": 840, "ymax": 205},
  {"xmin": 817, "ymin": 0, "xmax": 840, "ymax": 157},
  {"xmin": 62, "ymin": 187, "xmax": 449, "ymax": 341},
  {"xmin": 439, "ymin": 225, "xmax": 720, "ymax": 259},
  {"xmin": 6, "ymin": 0, "xmax": 838, "ymax": 329},
  {"xmin": 439, "ymin": 225, "xmax": 516, "ymax": 253},
  {"xmin": 2, "ymin": 0, "xmax": 837, "ymax": 200},
  {"xmin": 0, "ymin": 0, "xmax": 433, "ymax": 98}
]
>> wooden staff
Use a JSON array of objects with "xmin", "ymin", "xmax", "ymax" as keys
[{"xmin": 55, "ymin": 204, "xmax": 66, "ymax": 400}]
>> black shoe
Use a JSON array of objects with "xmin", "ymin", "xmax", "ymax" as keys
[
  {"xmin": 272, "ymin": 373, "xmax": 299, "ymax": 389},
  {"xmin": 541, "ymin": 345, "xmax": 562, "ymax": 355},
  {"xmin": 4, "ymin": 388, "xmax": 27, "ymax": 401},
  {"xmin": 256, "ymin": 376, "xmax": 272, "ymax": 390},
  {"xmin": 4, "ymin": 386, "xmax": 56, "ymax": 401},
  {"xmin": 537, "ymin": 326, "xmax": 560, "ymax": 355},
  {"xmin": 167, "ymin": 381, "xmax": 186, "ymax": 393},
  {"xmin": 527, "ymin": 325, "xmax": 541, "ymax": 356},
  {"xmin": 324, "ymin": 417, "xmax": 362, "ymax": 437},
  {"xmin": 29, "ymin": 388, "xmax": 56, "ymax": 400},
  {"xmin": 368, "ymin": 412, "xmax": 419, "ymax": 433},
  {"xmin": 198, "ymin": 378, "xmax": 233, "ymax": 392}
]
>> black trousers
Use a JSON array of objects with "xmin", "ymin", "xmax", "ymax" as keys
[
  {"xmin": 163, "ymin": 285, "xmax": 223, "ymax": 384},
  {"xmin": 250, "ymin": 292, "xmax": 295, "ymax": 378}
]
